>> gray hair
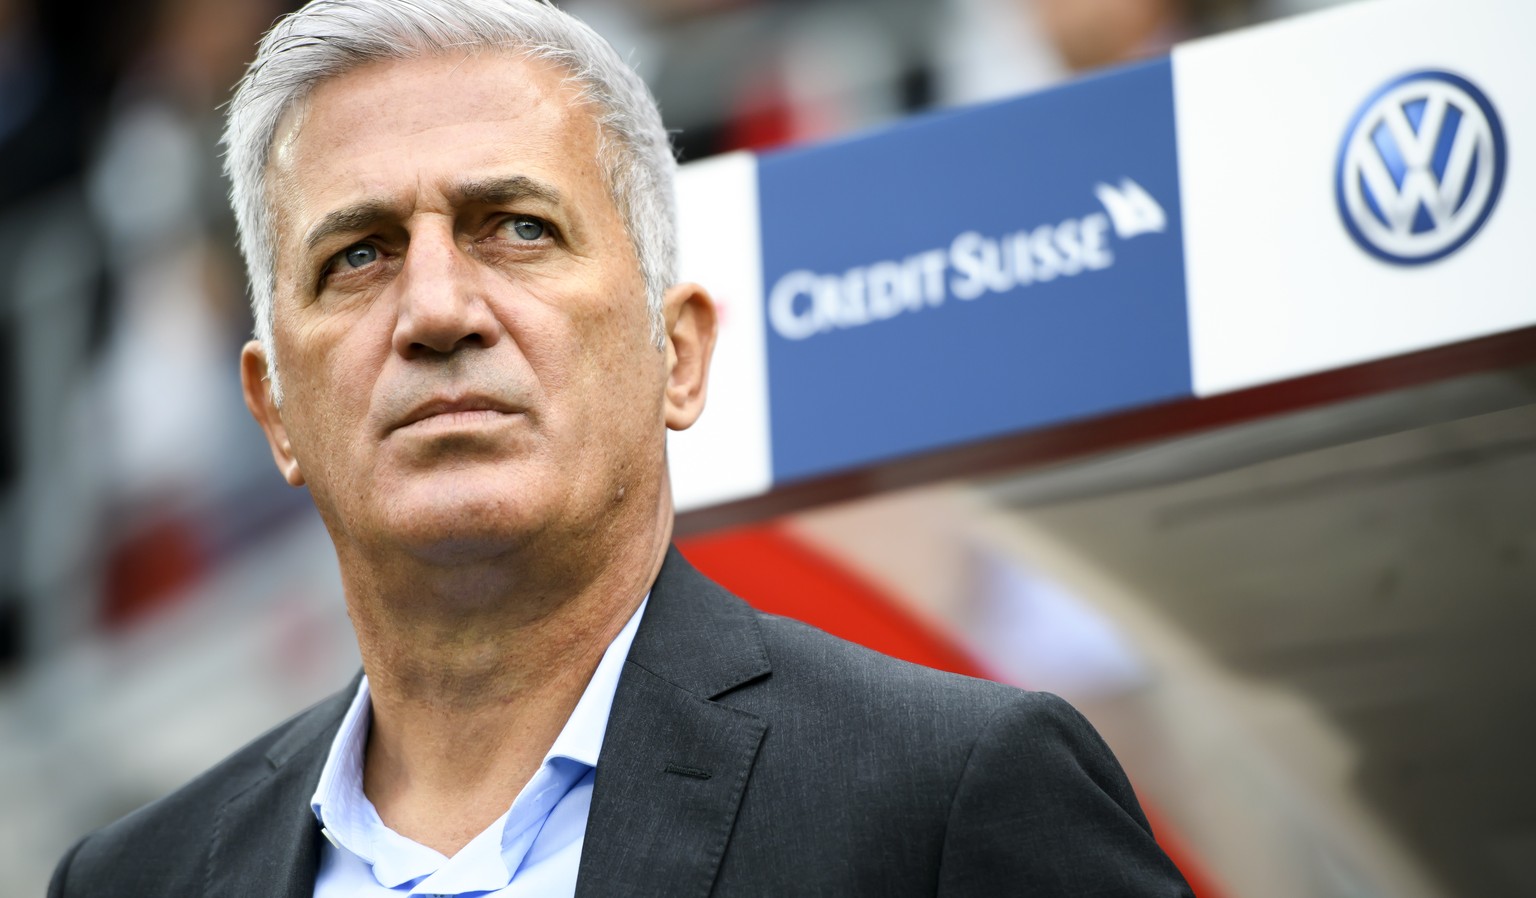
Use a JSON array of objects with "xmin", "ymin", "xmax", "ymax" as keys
[{"xmin": 222, "ymin": 0, "xmax": 677, "ymax": 399}]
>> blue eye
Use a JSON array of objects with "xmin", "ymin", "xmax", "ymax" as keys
[
  {"xmin": 343, "ymin": 244, "xmax": 377, "ymax": 268},
  {"xmin": 508, "ymin": 217, "xmax": 545, "ymax": 240}
]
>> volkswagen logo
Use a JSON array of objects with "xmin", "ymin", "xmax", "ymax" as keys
[{"xmin": 1336, "ymin": 70, "xmax": 1506, "ymax": 265}]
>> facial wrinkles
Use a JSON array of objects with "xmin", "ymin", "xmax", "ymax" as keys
[
  {"xmin": 263, "ymin": 59, "xmax": 625, "ymax": 340},
  {"xmin": 275, "ymin": 62, "xmax": 639, "ymax": 415},
  {"xmin": 276, "ymin": 215, "xmax": 579, "ymax": 463}
]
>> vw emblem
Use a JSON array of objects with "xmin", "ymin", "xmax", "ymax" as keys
[{"xmin": 1336, "ymin": 70, "xmax": 1506, "ymax": 265}]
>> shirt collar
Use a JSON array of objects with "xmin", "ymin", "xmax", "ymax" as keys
[{"xmin": 310, "ymin": 595, "xmax": 649, "ymax": 885}]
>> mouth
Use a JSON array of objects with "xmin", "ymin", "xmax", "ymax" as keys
[{"xmin": 392, "ymin": 395, "xmax": 523, "ymax": 434}]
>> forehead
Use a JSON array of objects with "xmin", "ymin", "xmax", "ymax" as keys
[{"xmin": 266, "ymin": 51, "xmax": 610, "ymax": 248}]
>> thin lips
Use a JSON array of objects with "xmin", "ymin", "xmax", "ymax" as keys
[{"xmin": 394, "ymin": 395, "xmax": 520, "ymax": 431}]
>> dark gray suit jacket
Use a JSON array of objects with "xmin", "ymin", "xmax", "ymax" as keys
[{"xmin": 51, "ymin": 547, "xmax": 1193, "ymax": 896}]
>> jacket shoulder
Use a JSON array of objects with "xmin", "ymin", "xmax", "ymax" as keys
[
  {"xmin": 750, "ymin": 608, "xmax": 1019, "ymax": 716},
  {"xmin": 935, "ymin": 685, "xmax": 1194, "ymax": 895}
]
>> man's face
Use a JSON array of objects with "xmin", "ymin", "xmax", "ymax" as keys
[{"xmin": 249, "ymin": 52, "xmax": 678, "ymax": 565}]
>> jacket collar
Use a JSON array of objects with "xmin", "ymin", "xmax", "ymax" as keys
[
  {"xmin": 576, "ymin": 546, "xmax": 771, "ymax": 898},
  {"xmin": 622, "ymin": 545, "xmax": 771, "ymax": 700}
]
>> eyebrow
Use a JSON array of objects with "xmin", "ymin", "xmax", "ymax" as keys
[
  {"xmin": 300, "ymin": 176, "xmax": 565, "ymax": 253},
  {"xmin": 302, "ymin": 200, "xmax": 402, "ymax": 254}
]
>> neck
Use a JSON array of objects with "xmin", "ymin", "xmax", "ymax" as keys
[{"xmin": 335, "ymin": 492, "xmax": 674, "ymax": 856}]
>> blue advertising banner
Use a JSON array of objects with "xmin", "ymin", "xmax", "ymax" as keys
[{"xmin": 758, "ymin": 58, "xmax": 1193, "ymax": 484}]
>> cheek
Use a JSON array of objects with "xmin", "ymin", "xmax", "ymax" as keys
[
  {"xmin": 515, "ymin": 290, "xmax": 663, "ymax": 454},
  {"xmin": 577, "ymin": 300, "xmax": 662, "ymax": 398},
  {"xmin": 275, "ymin": 321, "xmax": 380, "ymax": 459},
  {"xmin": 508, "ymin": 268, "xmax": 646, "ymax": 388}
]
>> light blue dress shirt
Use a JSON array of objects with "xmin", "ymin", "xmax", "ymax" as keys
[{"xmin": 310, "ymin": 597, "xmax": 648, "ymax": 898}]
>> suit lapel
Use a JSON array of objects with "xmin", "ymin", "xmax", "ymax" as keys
[
  {"xmin": 204, "ymin": 688, "xmax": 351, "ymax": 898},
  {"xmin": 576, "ymin": 547, "xmax": 772, "ymax": 898}
]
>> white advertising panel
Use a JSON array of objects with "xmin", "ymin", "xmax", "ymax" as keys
[
  {"xmin": 1175, "ymin": 0, "xmax": 1536, "ymax": 396},
  {"xmin": 667, "ymin": 153, "xmax": 773, "ymax": 512}
]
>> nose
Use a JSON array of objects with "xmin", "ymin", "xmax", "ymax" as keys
[{"xmin": 391, "ymin": 226, "xmax": 501, "ymax": 358}]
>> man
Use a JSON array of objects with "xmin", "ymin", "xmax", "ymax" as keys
[{"xmin": 51, "ymin": 1, "xmax": 1194, "ymax": 895}]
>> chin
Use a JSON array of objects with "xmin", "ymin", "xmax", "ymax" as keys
[{"xmin": 375, "ymin": 479, "xmax": 553, "ymax": 565}]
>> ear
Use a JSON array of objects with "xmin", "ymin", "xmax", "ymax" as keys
[
  {"xmin": 240, "ymin": 341, "xmax": 306, "ymax": 487},
  {"xmin": 661, "ymin": 282, "xmax": 718, "ymax": 432}
]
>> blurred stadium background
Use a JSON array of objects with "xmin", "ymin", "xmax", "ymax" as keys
[{"xmin": 4, "ymin": 0, "xmax": 1534, "ymax": 896}]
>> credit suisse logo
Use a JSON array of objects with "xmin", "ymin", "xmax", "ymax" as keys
[
  {"xmin": 1336, "ymin": 70, "xmax": 1506, "ymax": 265},
  {"xmin": 766, "ymin": 178, "xmax": 1168, "ymax": 341}
]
